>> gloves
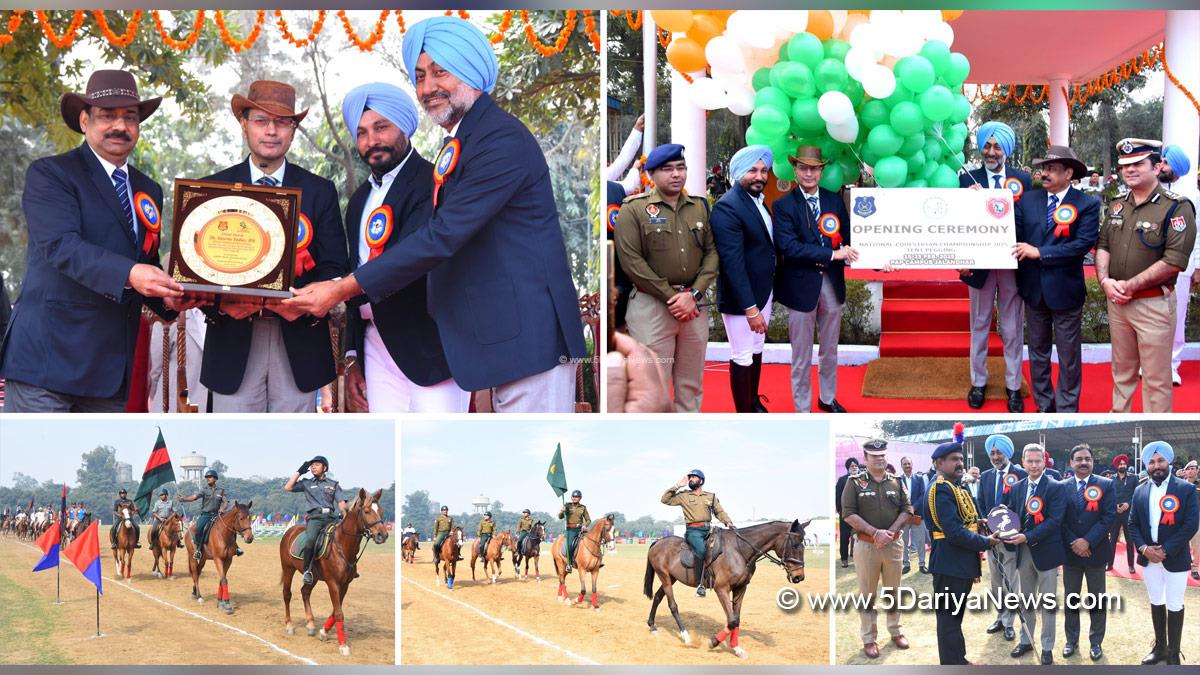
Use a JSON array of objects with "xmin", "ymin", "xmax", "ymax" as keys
[{"xmin": 298, "ymin": 461, "xmax": 312, "ymax": 475}]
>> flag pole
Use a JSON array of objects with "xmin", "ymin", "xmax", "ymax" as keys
[{"xmin": 95, "ymin": 588, "xmax": 101, "ymax": 637}]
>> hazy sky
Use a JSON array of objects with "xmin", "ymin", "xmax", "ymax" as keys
[
  {"xmin": 0, "ymin": 418, "xmax": 395, "ymax": 489},
  {"xmin": 400, "ymin": 418, "xmax": 830, "ymax": 522}
]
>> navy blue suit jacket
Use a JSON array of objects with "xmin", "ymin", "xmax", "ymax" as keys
[
  {"xmin": 199, "ymin": 159, "xmax": 349, "ymax": 395},
  {"xmin": 710, "ymin": 184, "xmax": 775, "ymax": 314},
  {"xmin": 899, "ymin": 472, "xmax": 927, "ymax": 520},
  {"xmin": 1003, "ymin": 475, "xmax": 1067, "ymax": 571},
  {"xmin": 773, "ymin": 187, "xmax": 850, "ymax": 313},
  {"xmin": 344, "ymin": 151, "xmax": 451, "ymax": 387},
  {"xmin": 0, "ymin": 142, "xmax": 174, "ymax": 399},
  {"xmin": 958, "ymin": 166, "xmax": 1034, "ymax": 289},
  {"xmin": 1062, "ymin": 474, "xmax": 1117, "ymax": 568},
  {"xmin": 926, "ymin": 478, "xmax": 992, "ymax": 579},
  {"xmin": 1129, "ymin": 475, "xmax": 1200, "ymax": 573},
  {"xmin": 978, "ymin": 463, "xmax": 1028, "ymax": 515},
  {"xmin": 352, "ymin": 95, "xmax": 586, "ymax": 391},
  {"xmin": 1013, "ymin": 186, "xmax": 1099, "ymax": 311}
]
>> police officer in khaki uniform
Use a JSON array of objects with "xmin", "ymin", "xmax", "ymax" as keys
[
  {"xmin": 515, "ymin": 509, "xmax": 533, "ymax": 554},
  {"xmin": 432, "ymin": 505, "xmax": 454, "ymax": 565},
  {"xmin": 842, "ymin": 439, "xmax": 912, "ymax": 658},
  {"xmin": 559, "ymin": 489, "xmax": 591, "ymax": 573},
  {"xmin": 662, "ymin": 469, "xmax": 734, "ymax": 597},
  {"xmin": 614, "ymin": 143, "xmax": 719, "ymax": 412},
  {"xmin": 1097, "ymin": 138, "xmax": 1197, "ymax": 413},
  {"xmin": 476, "ymin": 511, "xmax": 495, "ymax": 556}
]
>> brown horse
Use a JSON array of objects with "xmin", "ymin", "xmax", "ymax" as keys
[
  {"xmin": 401, "ymin": 532, "xmax": 419, "ymax": 564},
  {"xmin": 513, "ymin": 520, "xmax": 546, "ymax": 581},
  {"xmin": 280, "ymin": 488, "xmax": 388, "ymax": 657},
  {"xmin": 151, "ymin": 512, "xmax": 183, "ymax": 579},
  {"xmin": 644, "ymin": 519, "xmax": 810, "ymax": 658},
  {"xmin": 552, "ymin": 514, "xmax": 616, "ymax": 611},
  {"xmin": 112, "ymin": 506, "xmax": 137, "ymax": 580},
  {"xmin": 471, "ymin": 530, "xmax": 513, "ymax": 584},
  {"xmin": 434, "ymin": 527, "xmax": 464, "ymax": 590},
  {"xmin": 186, "ymin": 501, "xmax": 254, "ymax": 614},
  {"xmin": 66, "ymin": 512, "xmax": 92, "ymax": 545}
]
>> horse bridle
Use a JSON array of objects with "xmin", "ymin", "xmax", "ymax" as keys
[
  {"xmin": 577, "ymin": 519, "xmax": 615, "ymax": 557},
  {"xmin": 339, "ymin": 499, "xmax": 386, "ymax": 567},
  {"xmin": 728, "ymin": 527, "xmax": 806, "ymax": 571},
  {"xmin": 215, "ymin": 507, "xmax": 253, "ymax": 541}
]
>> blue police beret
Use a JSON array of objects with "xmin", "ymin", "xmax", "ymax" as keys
[
  {"xmin": 606, "ymin": 180, "xmax": 625, "ymax": 207},
  {"xmin": 931, "ymin": 442, "xmax": 963, "ymax": 460},
  {"xmin": 645, "ymin": 143, "xmax": 685, "ymax": 172}
]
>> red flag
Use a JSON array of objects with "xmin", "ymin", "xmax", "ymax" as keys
[
  {"xmin": 32, "ymin": 520, "xmax": 60, "ymax": 571},
  {"xmin": 63, "ymin": 520, "xmax": 103, "ymax": 595}
]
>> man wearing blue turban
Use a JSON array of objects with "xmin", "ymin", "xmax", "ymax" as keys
[
  {"xmin": 337, "ymin": 82, "xmax": 466, "ymax": 412},
  {"xmin": 977, "ymin": 433, "xmax": 1026, "ymax": 642},
  {"xmin": 287, "ymin": 17, "xmax": 586, "ymax": 411},
  {"xmin": 959, "ymin": 121, "xmax": 1033, "ymax": 413},
  {"xmin": 710, "ymin": 145, "xmax": 776, "ymax": 412},
  {"xmin": 1158, "ymin": 144, "xmax": 1196, "ymax": 386}
]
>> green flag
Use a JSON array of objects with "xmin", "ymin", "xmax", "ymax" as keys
[
  {"xmin": 546, "ymin": 443, "xmax": 568, "ymax": 497},
  {"xmin": 133, "ymin": 429, "xmax": 175, "ymax": 516}
]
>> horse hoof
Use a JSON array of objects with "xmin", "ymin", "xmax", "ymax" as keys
[
  {"xmin": 734, "ymin": 647, "xmax": 748, "ymax": 659},
  {"xmin": 680, "ymin": 630, "xmax": 690, "ymax": 645},
  {"xmin": 319, "ymin": 629, "xmax": 328, "ymax": 642},
  {"xmin": 286, "ymin": 625, "xmax": 295, "ymax": 636},
  {"xmin": 594, "ymin": 607, "xmax": 601, "ymax": 614},
  {"xmin": 649, "ymin": 627, "xmax": 658, "ymax": 635},
  {"xmin": 339, "ymin": 644, "xmax": 351, "ymax": 657},
  {"xmin": 223, "ymin": 606, "xmax": 234, "ymax": 615},
  {"xmin": 307, "ymin": 627, "xmax": 317, "ymax": 637}
]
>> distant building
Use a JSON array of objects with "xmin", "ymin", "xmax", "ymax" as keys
[
  {"xmin": 470, "ymin": 495, "xmax": 490, "ymax": 515},
  {"xmin": 114, "ymin": 461, "xmax": 132, "ymax": 483},
  {"xmin": 179, "ymin": 451, "xmax": 208, "ymax": 481}
]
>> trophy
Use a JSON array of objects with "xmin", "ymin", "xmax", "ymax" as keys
[
  {"xmin": 986, "ymin": 504, "xmax": 1020, "ymax": 539},
  {"xmin": 168, "ymin": 179, "xmax": 302, "ymax": 300}
]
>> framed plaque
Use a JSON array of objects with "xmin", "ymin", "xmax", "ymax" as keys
[
  {"xmin": 168, "ymin": 179, "xmax": 302, "ymax": 299},
  {"xmin": 986, "ymin": 504, "xmax": 1021, "ymax": 539}
]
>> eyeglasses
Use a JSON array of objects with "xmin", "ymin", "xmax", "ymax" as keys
[
  {"xmin": 247, "ymin": 115, "xmax": 297, "ymax": 130},
  {"xmin": 91, "ymin": 110, "xmax": 140, "ymax": 126}
]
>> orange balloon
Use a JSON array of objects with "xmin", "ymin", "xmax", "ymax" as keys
[
  {"xmin": 942, "ymin": 10, "xmax": 964, "ymax": 22},
  {"xmin": 651, "ymin": 10, "xmax": 694, "ymax": 33},
  {"xmin": 807, "ymin": 10, "xmax": 834, "ymax": 40},
  {"xmin": 688, "ymin": 14, "xmax": 726, "ymax": 46},
  {"xmin": 666, "ymin": 36, "xmax": 707, "ymax": 74},
  {"xmin": 848, "ymin": 10, "xmax": 871, "ymax": 17},
  {"xmin": 838, "ymin": 12, "xmax": 869, "ymax": 41}
]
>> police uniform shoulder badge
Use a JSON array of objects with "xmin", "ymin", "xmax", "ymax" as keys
[
  {"xmin": 365, "ymin": 205, "xmax": 394, "ymax": 261},
  {"xmin": 133, "ymin": 191, "xmax": 160, "ymax": 255},
  {"xmin": 1171, "ymin": 216, "xmax": 1188, "ymax": 232}
]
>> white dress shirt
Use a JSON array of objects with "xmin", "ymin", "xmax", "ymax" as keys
[
  {"xmin": 87, "ymin": 143, "xmax": 135, "ymax": 237},
  {"xmin": 750, "ymin": 192, "xmax": 773, "ymax": 240},
  {"xmin": 1147, "ymin": 478, "xmax": 1168, "ymax": 543},
  {"xmin": 248, "ymin": 157, "xmax": 286, "ymax": 186}
]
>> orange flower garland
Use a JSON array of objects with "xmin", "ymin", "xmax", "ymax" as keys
[
  {"xmin": 215, "ymin": 10, "xmax": 265, "ymax": 53},
  {"xmin": 274, "ymin": 9, "xmax": 326, "ymax": 48},
  {"xmin": 0, "ymin": 10, "xmax": 25, "ymax": 47},
  {"xmin": 583, "ymin": 10, "xmax": 599, "ymax": 52},
  {"xmin": 34, "ymin": 10, "xmax": 85, "ymax": 49},
  {"xmin": 522, "ymin": 9, "xmax": 575, "ymax": 57},
  {"xmin": 395, "ymin": 10, "xmax": 406, "ymax": 35},
  {"xmin": 1163, "ymin": 49, "xmax": 1200, "ymax": 117},
  {"xmin": 151, "ymin": 10, "xmax": 205, "ymax": 52},
  {"xmin": 490, "ymin": 10, "xmax": 514, "ymax": 45},
  {"xmin": 336, "ymin": 9, "xmax": 388, "ymax": 52},
  {"xmin": 92, "ymin": 10, "xmax": 143, "ymax": 48},
  {"xmin": 625, "ymin": 10, "xmax": 643, "ymax": 31},
  {"xmin": 658, "ymin": 27, "xmax": 671, "ymax": 48}
]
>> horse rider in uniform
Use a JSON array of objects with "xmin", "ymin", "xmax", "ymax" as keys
[
  {"xmin": 284, "ymin": 455, "xmax": 346, "ymax": 585},
  {"xmin": 477, "ymin": 511, "xmax": 496, "ymax": 555},
  {"xmin": 842, "ymin": 440, "xmax": 912, "ymax": 657},
  {"xmin": 109, "ymin": 488, "xmax": 141, "ymax": 549},
  {"xmin": 150, "ymin": 488, "xmax": 183, "ymax": 549},
  {"xmin": 180, "ymin": 469, "xmax": 235, "ymax": 561},
  {"xmin": 662, "ymin": 469, "xmax": 733, "ymax": 597},
  {"xmin": 432, "ymin": 506, "xmax": 454, "ymax": 563},
  {"xmin": 516, "ymin": 509, "xmax": 533, "ymax": 552},
  {"xmin": 559, "ymin": 489, "xmax": 591, "ymax": 573}
]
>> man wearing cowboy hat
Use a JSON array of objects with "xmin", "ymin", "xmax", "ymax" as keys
[
  {"xmin": 199, "ymin": 80, "xmax": 349, "ymax": 413},
  {"xmin": 0, "ymin": 69, "xmax": 189, "ymax": 412},
  {"xmin": 1098, "ymin": 138, "xmax": 1196, "ymax": 413},
  {"xmin": 1011, "ymin": 145, "xmax": 1099, "ymax": 413},
  {"xmin": 772, "ymin": 146, "xmax": 858, "ymax": 413}
]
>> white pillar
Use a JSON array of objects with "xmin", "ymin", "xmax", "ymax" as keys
[
  {"xmin": 1048, "ymin": 74, "xmax": 1071, "ymax": 147},
  {"xmin": 642, "ymin": 14, "xmax": 657, "ymax": 153},
  {"xmin": 1163, "ymin": 10, "xmax": 1199, "ymax": 207},
  {"xmin": 671, "ymin": 69, "xmax": 707, "ymax": 196}
]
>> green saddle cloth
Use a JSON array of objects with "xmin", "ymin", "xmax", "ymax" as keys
[{"xmin": 289, "ymin": 522, "xmax": 338, "ymax": 560}]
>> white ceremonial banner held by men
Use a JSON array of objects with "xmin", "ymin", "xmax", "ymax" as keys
[{"xmin": 849, "ymin": 188, "xmax": 1018, "ymax": 269}]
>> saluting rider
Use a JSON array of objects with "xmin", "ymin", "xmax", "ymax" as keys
[{"xmin": 662, "ymin": 469, "xmax": 733, "ymax": 597}]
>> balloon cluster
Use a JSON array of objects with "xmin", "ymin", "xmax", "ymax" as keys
[{"xmin": 656, "ymin": 10, "xmax": 970, "ymax": 189}]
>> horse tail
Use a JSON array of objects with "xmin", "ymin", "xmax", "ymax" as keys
[{"xmin": 643, "ymin": 557, "xmax": 656, "ymax": 599}]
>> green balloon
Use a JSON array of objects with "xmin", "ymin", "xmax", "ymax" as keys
[
  {"xmin": 861, "ymin": 147, "xmax": 880, "ymax": 167},
  {"xmin": 919, "ymin": 40, "xmax": 951, "ymax": 76},
  {"xmin": 861, "ymin": 100, "xmax": 890, "ymax": 129},
  {"xmin": 944, "ymin": 123, "xmax": 968, "ymax": 153},
  {"xmin": 905, "ymin": 150, "xmax": 926, "ymax": 174},
  {"xmin": 745, "ymin": 125, "xmax": 774, "ymax": 146},
  {"xmin": 752, "ymin": 67, "xmax": 773, "ymax": 91},
  {"xmin": 815, "ymin": 58, "xmax": 849, "ymax": 93},
  {"xmin": 896, "ymin": 55, "xmax": 936, "ymax": 93},
  {"xmin": 755, "ymin": 86, "xmax": 792, "ymax": 112},
  {"xmin": 819, "ymin": 137, "xmax": 841, "ymax": 161},
  {"xmin": 823, "ymin": 39, "xmax": 851, "ymax": 62},
  {"xmin": 844, "ymin": 80, "xmax": 865, "ymax": 107},
  {"xmin": 949, "ymin": 94, "xmax": 971, "ymax": 124},
  {"xmin": 775, "ymin": 160, "xmax": 796, "ymax": 183},
  {"xmin": 777, "ymin": 62, "xmax": 816, "ymax": 99},
  {"xmin": 919, "ymin": 85, "xmax": 954, "ymax": 122},
  {"xmin": 923, "ymin": 137, "xmax": 943, "ymax": 162},
  {"xmin": 768, "ymin": 137, "xmax": 794, "ymax": 165},
  {"xmin": 889, "ymin": 101, "xmax": 924, "ymax": 136},
  {"xmin": 899, "ymin": 132, "xmax": 925, "ymax": 156},
  {"xmin": 866, "ymin": 124, "xmax": 904, "ymax": 157},
  {"xmin": 929, "ymin": 163, "xmax": 960, "ymax": 188},
  {"xmin": 921, "ymin": 161, "xmax": 940, "ymax": 180},
  {"xmin": 884, "ymin": 83, "xmax": 913, "ymax": 108},
  {"xmin": 785, "ymin": 32, "xmax": 825, "ymax": 69},
  {"xmin": 944, "ymin": 52, "xmax": 971, "ymax": 87},
  {"xmin": 791, "ymin": 97, "xmax": 826, "ymax": 133},
  {"xmin": 751, "ymin": 105, "xmax": 790, "ymax": 138},
  {"xmin": 820, "ymin": 162, "xmax": 846, "ymax": 191},
  {"xmin": 905, "ymin": 178, "xmax": 928, "ymax": 188},
  {"xmin": 874, "ymin": 156, "xmax": 908, "ymax": 188},
  {"xmin": 838, "ymin": 155, "xmax": 860, "ymax": 181}
]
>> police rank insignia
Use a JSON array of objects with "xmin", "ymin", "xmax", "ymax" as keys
[
  {"xmin": 294, "ymin": 213, "xmax": 315, "ymax": 277},
  {"xmin": 432, "ymin": 138, "xmax": 461, "ymax": 208},
  {"xmin": 1052, "ymin": 203, "xmax": 1078, "ymax": 237},
  {"xmin": 646, "ymin": 204, "xmax": 660, "ymax": 218},
  {"xmin": 133, "ymin": 192, "xmax": 160, "ymax": 255},
  {"xmin": 364, "ymin": 205, "xmax": 394, "ymax": 261},
  {"xmin": 986, "ymin": 198, "xmax": 1010, "ymax": 218},
  {"xmin": 854, "ymin": 195, "xmax": 876, "ymax": 218}
]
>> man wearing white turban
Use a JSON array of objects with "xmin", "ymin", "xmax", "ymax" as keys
[{"xmin": 958, "ymin": 122, "xmax": 1032, "ymax": 413}]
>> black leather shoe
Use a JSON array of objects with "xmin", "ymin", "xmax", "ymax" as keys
[
  {"xmin": 235, "ymin": 548, "xmax": 244, "ymax": 556},
  {"xmin": 919, "ymin": 566, "xmax": 929, "ymax": 574},
  {"xmin": 1089, "ymin": 646, "xmax": 1103, "ymax": 661},
  {"xmin": 1004, "ymin": 627, "xmax": 1015, "ymax": 641},
  {"xmin": 1062, "ymin": 643, "xmax": 1077, "ymax": 658},
  {"xmin": 1011, "ymin": 643, "xmax": 1033, "ymax": 658},
  {"xmin": 986, "ymin": 620, "xmax": 1004, "ymax": 634},
  {"xmin": 1006, "ymin": 388, "xmax": 1024, "ymax": 413},
  {"xmin": 902, "ymin": 564, "xmax": 911, "ymax": 575},
  {"xmin": 1036, "ymin": 402, "xmax": 1057, "ymax": 413},
  {"xmin": 840, "ymin": 560, "xmax": 848, "ymax": 568},
  {"xmin": 967, "ymin": 385, "xmax": 986, "ymax": 409},
  {"xmin": 695, "ymin": 584, "xmax": 707, "ymax": 597},
  {"xmin": 1041, "ymin": 650, "xmax": 1053, "ymax": 665},
  {"xmin": 753, "ymin": 395, "xmax": 770, "ymax": 413},
  {"xmin": 817, "ymin": 398, "xmax": 847, "ymax": 413}
]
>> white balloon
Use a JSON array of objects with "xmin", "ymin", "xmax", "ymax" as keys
[
  {"xmin": 726, "ymin": 86, "xmax": 756, "ymax": 116},
  {"xmin": 830, "ymin": 10, "xmax": 848, "ymax": 36},
  {"xmin": 928, "ymin": 21, "xmax": 955, "ymax": 48},
  {"xmin": 818, "ymin": 91, "xmax": 854, "ymax": 125},
  {"xmin": 705, "ymin": 36, "xmax": 746, "ymax": 75},
  {"xmin": 844, "ymin": 46, "xmax": 877, "ymax": 81},
  {"xmin": 688, "ymin": 77, "xmax": 728, "ymax": 111},
  {"xmin": 861, "ymin": 65, "xmax": 896, "ymax": 99},
  {"xmin": 849, "ymin": 22, "xmax": 883, "ymax": 60},
  {"xmin": 828, "ymin": 118, "xmax": 860, "ymax": 144},
  {"xmin": 778, "ymin": 9, "xmax": 809, "ymax": 34}
]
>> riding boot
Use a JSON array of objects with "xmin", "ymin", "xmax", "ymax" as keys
[
  {"xmin": 1165, "ymin": 608, "xmax": 1184, "ymax": 665},
  {"xmin": 695, "ymin": 557, "xmax": 707, "ymax": 597},
  {"xmin": 1142, "ymin": 603, "xmax": 1168, "ymax": 664},
  {"xmin": 236, "ymin": 547, "xmax": 244, "ymax": 556},
  {"xmin": 751, "ymin": 353, "xmax": 769, "ymax": 412},
  {"xmin": 302, "ymin": 549, "xmax": 315, "ymax": 585},
  {"xmin": 729, "ymin": 361, "xmax": 753, "ymax": 412}
]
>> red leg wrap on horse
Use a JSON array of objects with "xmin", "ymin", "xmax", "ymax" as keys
[
  {"xmin": 335, "ymin": 621, "xmax": 346, "ymax": 644},
  {"xmin": 592, "ymin": 592, "xmax": 598, "ymax": 607},
  {"xmin": 716, "ymin": 628, "xmax": 730, "ymax": 643},
  {"xmin": 324, "ymin": 615, "xmax": 336, "ymax": 631},
  {"xmin": 730, "ymin": 627, "xmax": 739, "ymax": 648}
]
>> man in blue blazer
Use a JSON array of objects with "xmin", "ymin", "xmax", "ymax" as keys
[
  {"xmin": 710, "ymin": 145, "xmax": 776, "ymax": 412},
  {"xmin": 1002, "ymin": 443, "xmax": 1067, "ymax": 664},
  {"xmin": 1129, "ymin": 441, "xmax": 1198, "ymax": 665},
  {"xmin": 338, "ymin": 83, "xmax": 464, "ymax": 413},
  {"xmin": 958, "ymin": 122, "xmax": 1032, "ymax": 412},
  {"xmin": 199, "ymin": 81, "xmax": 348, "ymax": 412},
  {"xmin": 287, "ymin": 17, "xmax": 586, "ymax": 412},
  {"xmin": 773, "ymin": 147, "xmax": 857, "ymax": 413},
  {"xmin": 897, "ymin": 456, "xmax": 928, "ymax": 574},
  {"xmin": 1060, "ymin": 444, "xmax": 1116, "ymax": 660},
  {"xmin": 977, "ymin": 434, "xmax": 1027, "ymax": 641},
  {"xmin": 1013, "ymin": 146, "xmax": 1100, "ymax": 413},
  {"xmin": 0, "ymin": 70, "xmax": 187, "ymax": 412}
]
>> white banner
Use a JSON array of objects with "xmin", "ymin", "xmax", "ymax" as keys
[{"xmin": 848, "ymin": 188, "xmax": 1018, "ymax": 269}]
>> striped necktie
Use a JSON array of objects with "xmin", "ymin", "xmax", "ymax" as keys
[
  {"xmin": 1046, "ymin": 194, "xmax": 1058, "ymax": 232},
  {"xmin": 257, "ymin": 175, "xmax": 278, "ymax": 187},
  {"xmin": 807, "ymin": 195, "xmax": 825, "ymax": 245},
  {"xmin": 112, "ymin": 168, "xmax": 136, "ymax": 240},
  {"xmin": 1077, "ymin": 479, "xmax": 1086, "ymax": 509}
]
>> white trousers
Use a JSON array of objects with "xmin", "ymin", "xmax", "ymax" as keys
[
  {"xmin": 1140, "ymin": 561, "xmax": 1188, "ymax": 611},
  {"xmin": 721, "ymin": 293, "xmax": 773, "ymax": 366},
  {"xmin": 1172, "ymin": 270, "xmax": 1191, "ymax": 372},
  {"xmin": 363, "ymin": 323, "xmax": 470, "ymax": 413}
]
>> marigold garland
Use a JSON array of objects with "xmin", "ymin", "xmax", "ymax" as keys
[
  {"xmin": 34, "ymin": 10, "xmax": 85, "ymax": 49},
  {"xmin": 395, "ymin": 10, "xmax": 406, "ymax": 35},
  {"xmin": 0, "ymin": 10, "xmax": 25, "ymax": 47},
  {"xmin": 583, "ymin": 10, "xmax": 599, "ymax": 53},
  {"xmin": 336, "ymin": 9, "xmax": 388, "ymax": 52},
  {"xmin": 521, "ymin": 9, "xmax": 575, "ymax": 57},
  {"xmin": 1162, "ymin": 49, "xmax": 1200, "ymax": 117},
  {"xmin": 490, "ymin": 10, "xmax": 513, "ymax": 45},
  {"xmin": 214, "ymin": 9, "xmax": 264, "ymax": 53},
  {"xmin": 274, "ymin": 10, "xmax": 326, "ymax": 48},
  {"xmin": 92, "ymin": 10, "xmax": 143, "ymax": 48},
  {"xmin": 626, "ymin": 10, "xmax": 643, "ymax": 31},
  {"xmin": 151, "ymin": 10, "xmax": 205, "ymax": 51},
  {"xmin": 658, "ymin": 27, "xmax": 671, "ymax": 48}
]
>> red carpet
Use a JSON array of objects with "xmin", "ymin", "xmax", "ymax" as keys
[
  {"xmin": 878, "ymin": 278, "xmax": 1005, "ymax": 358},
  {"xmin": 700, "ymin": 359, "xmax": 1200, "ymax": 413},
  {"xmin": 1094, "ymin": 541, "xmax": 1200, "ymax": 587}
]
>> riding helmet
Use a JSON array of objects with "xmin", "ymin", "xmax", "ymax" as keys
[
  {"xmin": 522, "ymin": 509, "xmax": 531, "ymax": 514},
  {"xmin": 159, "ymin": 488, "xmax": 168, "ymax": 496},
  {"xmin": 308, "ymin": 455, "xmax": 329, "ymax": 469},
  {"xmin": 204, "ymin": 468, "xmax": 219, "ymax": 479},
  {"xmin": 118, "ymin": 488, "xmax": 127, "ymax": 495},
  {"xmin": 440, "ymin": 506, "xmax": 449, "ymax": 512},
  {"xmin": 485, "ymin": 511, "xmax": 492, "ymax": 517},
  {"xmin": 571, "ymin": 490, "xmax": 582, "ymax": 498},
  {"xmin": 688, "ymin": 469, "xmax": 706, "ymax": 482}
]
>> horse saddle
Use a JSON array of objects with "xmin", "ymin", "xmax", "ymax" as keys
[
  {"xmin": 680, "ymin": 532, "xmax": 723, "ymax": 569},
  {"xmin": 288, "ymin": 522, "xmax": 338, "ymax": 561}
]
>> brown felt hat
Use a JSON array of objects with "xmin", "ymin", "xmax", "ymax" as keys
[
  {"xmin": 60, "ymin": 69, "xmax": 162, "ymax": 134},
  {"xmin": 231, "ymin": 80, "xmax": 309, "ymax": 123},
  {"xmin": 1033, "ymin": 145, "xmax": 1088, "ymax": 179},
  {"xmin": 788, "ymin": 146, "xmax": 828, "ymax": 167}
]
